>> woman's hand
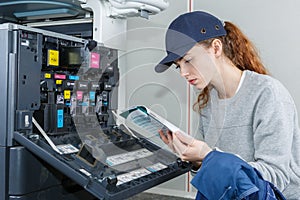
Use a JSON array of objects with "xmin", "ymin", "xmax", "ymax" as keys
[
  {"xmin": 158, "ymin": 129, "xmax": 176, "ymax": 152},
  {"xmin": 172, "ymin": 131, "xmax": 212, "ymax": 162}
]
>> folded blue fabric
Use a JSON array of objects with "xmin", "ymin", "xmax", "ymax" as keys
[{"xmin": 191, "ymin": 151, "xmax": 285, "ymax": 200}]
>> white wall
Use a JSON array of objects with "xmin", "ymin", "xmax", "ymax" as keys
[
  {"xmin": 123, "ymin": 0, "xmax": 300, "ymax": 198},
  {"xmin": 194, "ymin": 0, "xmax": 300, "ymax": 121}
]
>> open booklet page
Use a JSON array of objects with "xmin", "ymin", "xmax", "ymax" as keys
[{"xmin": 118, "ymin": 105, "xmax": 188, "ymax": 152}]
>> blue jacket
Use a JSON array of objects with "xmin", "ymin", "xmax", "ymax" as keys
[{"xmin": 191, "ymin": 151, "xmax": 286, "ymax": 200}]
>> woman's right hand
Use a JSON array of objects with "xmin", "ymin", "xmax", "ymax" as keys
[{"xmin": 158, "ymin": 129, "xmax": 176, "ymax": 152}]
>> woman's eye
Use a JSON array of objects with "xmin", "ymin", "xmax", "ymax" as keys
[{"xmin": 185, "ymin": 58, "xmax": 192, "ymax": 63}]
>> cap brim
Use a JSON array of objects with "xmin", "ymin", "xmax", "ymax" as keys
[
  {"xmin": 154, "ymin": 52, "xmax": 180, "ymax": 73},
  {"xmin": 154, "ymin": 42, "xmax": 195, "ymax": 73},
  {"xmin": 154, "ymin": 63, "xmax": 172, "ymax": 73}
]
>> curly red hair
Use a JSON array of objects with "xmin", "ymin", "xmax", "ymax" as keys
[{"xmin": 194, "ymin": 21, "xmax": 269, "ymax": 112}]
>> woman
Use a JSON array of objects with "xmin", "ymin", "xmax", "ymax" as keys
[{"xmin": 156, "ymin": 11, "xmax": 300, "ymax": 199}]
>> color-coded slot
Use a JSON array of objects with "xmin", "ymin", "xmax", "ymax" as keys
[
  {"xmin": 69, "ymin": 75, "xmax": 79, "ymax": 80},
  {"xmin": 48, "ymin": 49, "xmax": 59, "ymax": 66},
  {"xmin": 54, "ymin": 74, "xmax": 66, "ymax": 79},
  {"xmin": 90, "ymin": 52, "xmax": 100, "ymax": 69},
  {"xmin": 89, "ymin": 91, "xmax": 96, "ymax": 106},
  {"xmin": 57, "ymin": 109, "xmax": 64, "ymax": 128},
  {"xmin": 89, "ymin": 91, "xmax": 96, "ymax": 101},
  {"xmin": 64, "ymin": 90, "xmax": 71, "ymax": 100},
  {"xmin": 56, "ymin": 80, "xmax": 63, "ymax": 85},
  {"xmin": 44, "ymin": 73, "xmax": 52, "ymax": 79},
  {"xmin": 76, "ymin": 91, "xmax": 83, "ymax": 101}
]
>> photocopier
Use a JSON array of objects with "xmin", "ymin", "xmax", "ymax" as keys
[{"xmin": 0, "ymin": 23, "xmax": 191, "ymax": 200}]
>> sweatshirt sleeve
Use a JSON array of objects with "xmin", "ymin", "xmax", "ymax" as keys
[{"xmin": 249, "ymin": 83, "xmax": 296, "ymax": 191}]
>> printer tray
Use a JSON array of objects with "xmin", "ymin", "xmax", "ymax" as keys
[{"xmin": 14, "ymin": 131, "xmax": 191, "ymax": 200}]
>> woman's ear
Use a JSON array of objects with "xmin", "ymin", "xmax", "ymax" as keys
[{"xmin": 211, "ymin": 39, "xmax": 223, "ymax": 57}]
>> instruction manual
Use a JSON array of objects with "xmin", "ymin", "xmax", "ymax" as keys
[{"xmin": 118, "ymin": 105, "xmax": 187, "ymax": 149}]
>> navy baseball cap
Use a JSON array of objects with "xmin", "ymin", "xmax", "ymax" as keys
[{"xmin": 155, "ymin": 11, "xmax": 227, "ymax": 73}]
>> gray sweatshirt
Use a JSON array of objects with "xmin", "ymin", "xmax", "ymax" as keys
[{"xmin": 198, "ymin": 70, "xmax": 300, "ymax": 199}]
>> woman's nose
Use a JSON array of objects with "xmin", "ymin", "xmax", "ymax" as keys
[
  {"xmin": 180, "ymin": 67, "xmax": 190, "ymax": 77},
  {"xmin": 180, "ymin": 71, "xmax": 190, "ymax": 78}
]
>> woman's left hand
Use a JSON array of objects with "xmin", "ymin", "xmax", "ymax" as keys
[{"xmin": 172, "ymin": 131, "xmax": 212, "ymax": 162}]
